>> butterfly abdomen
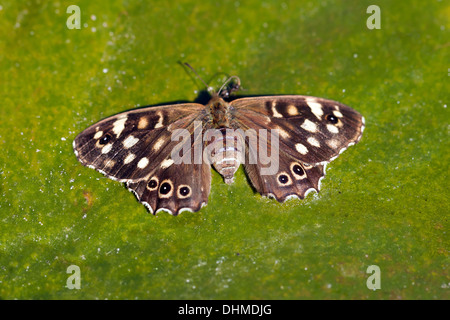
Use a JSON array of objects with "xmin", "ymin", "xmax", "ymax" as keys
[{"xmin": 205, "ymin": 128, "xmax": 244, "ymax": 185}]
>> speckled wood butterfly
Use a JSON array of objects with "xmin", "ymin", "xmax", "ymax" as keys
[{"xmin": 73, "ymin": 68, "xmax": 364, "ymax": 215}]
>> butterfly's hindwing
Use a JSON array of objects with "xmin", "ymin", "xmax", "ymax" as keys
[
  {"xmin": 242, "ymin": 127, "xmax": 326, "ymax": 201},
  {"xmin": 126, "ymin": 161, "xmax": 211, "ymax": 215},
  {"xmin": 245, "ymin": 160, "xmax": 325, "ymax": 202}
]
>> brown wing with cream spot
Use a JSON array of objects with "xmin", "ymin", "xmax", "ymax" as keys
[
  {"xmin": 244, "ymin": 151, "xmax": 326, "ymax": 202},
  {"xmin": 239, "ymin": 123, "xmax": 326, "ymax": 201},
  {"xmin": 126, "ymin": 161, "xmax": 211, "ymax": 215},
  {"xmin": 73, "ymin": 103, "xmax": 206, "ymax": 181},
  {"xmin": 231, "ymin": 95, "xmax": 364, "ymax": 166}
]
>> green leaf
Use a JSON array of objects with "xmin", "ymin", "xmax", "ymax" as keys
[{"xmin": 0, "ymin": 0, "xmax": 448, "ymax": 299}]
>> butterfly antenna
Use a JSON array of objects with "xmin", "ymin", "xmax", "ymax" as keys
[
  {"xmin": 183, "ymin": 62, "xmax": 213, "ymax": 93},
  {"xmin": 218, "ymin": 75, "xmax": 241, "ymax": 97}
]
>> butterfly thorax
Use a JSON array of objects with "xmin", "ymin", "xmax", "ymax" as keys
[
  {"xmin": 205, "ymin": 94, "xmax": 242, "ymax": 184},
  {"xmin": 207, "ymin": 94, "xmax": 232, "ymax": 128}
]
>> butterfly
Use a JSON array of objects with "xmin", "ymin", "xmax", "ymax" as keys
[{"xmin": 73, "ymin": 67, "xmax": 365, "ymax": 215}]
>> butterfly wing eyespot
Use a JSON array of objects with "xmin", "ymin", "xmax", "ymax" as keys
[
  {"xmin": 276, "ymin": 173, "xmax": 292, "ymax": 186},
  {"xmin": 159, "ymin": 181, "xmax": 172, "ymax": 194},
  {"xmin": 325, "ymin": 114, "xmax": 339, "ymax": 124},
  {"xmin": 180, "ymin": 186, "xmax": 190, "ymax": 196},
  {"xmin": 98, "ymin": 133, "xmax": 112, "ymax": 145},
  {"xmin": 177, "ymin": 185, "xmax": 192, "ymax": 198},
  {"xmin": 147, "ymin": 178, "xmax": 158, "ymax": 190},
  {"xmin": 291, "ymin": 163, "xmax": 306, "ymax": 179}
]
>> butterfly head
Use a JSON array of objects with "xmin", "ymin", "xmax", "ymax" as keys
[{"xmin": 182, "ymin": 62, "xmax": 241, "ymax": 100}]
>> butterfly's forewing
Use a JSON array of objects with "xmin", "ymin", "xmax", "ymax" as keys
[
  {"xmin": 231, "ymin": 96, "xmax": 365, "ymax": 166},
  {"xmin": 74, "ymin": 104, "xmax": 204, "ymax": 180},
  {"xmin": 74, "ymin": 103, "xmax": 212, "ymax": 215}
]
